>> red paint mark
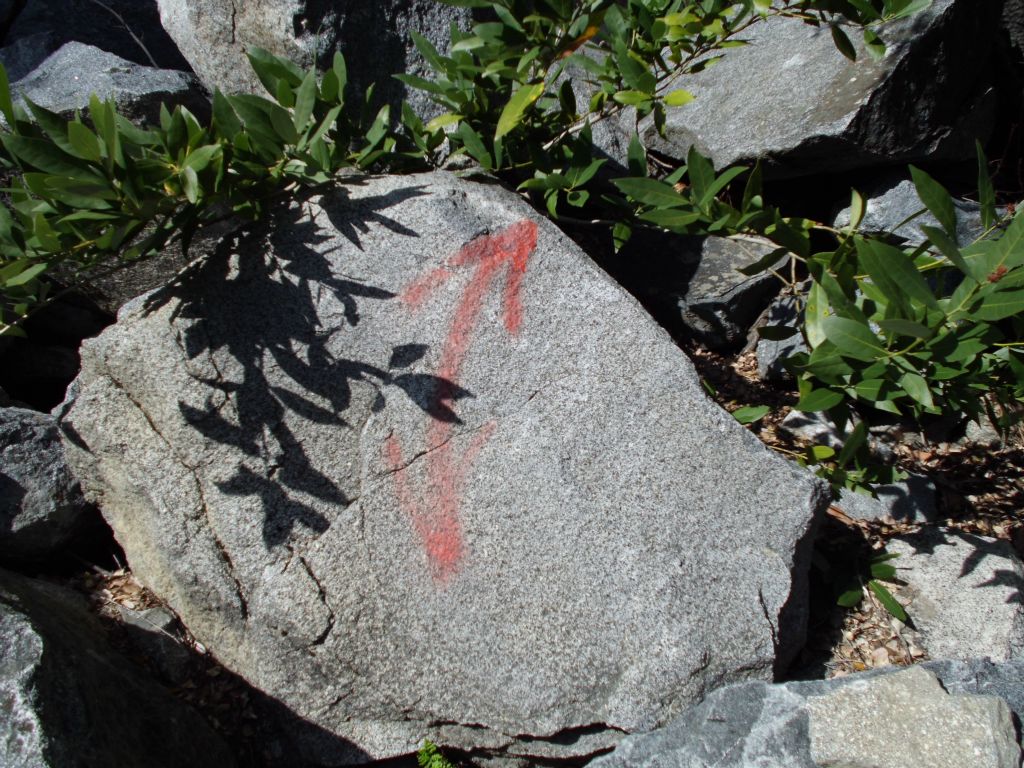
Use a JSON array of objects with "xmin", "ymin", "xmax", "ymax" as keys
[{"xmin": 386, "ymin": 221, "xmax": 538, "ymax": 582}]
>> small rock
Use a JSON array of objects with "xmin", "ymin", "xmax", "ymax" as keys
[
  {"xmin": 833, "ymin": 176, "xmax": 994, "ymax": 246},
  {"xmin": 0, "ymin": 568, "xmax": 236, "ymax": 768},
  {"xmin": 835, "ymin": 474, "xmax": 938, "ymax": 524},
  {"xmin": 756, "ymin": 294, "xmax": 807, "ymax": 381},
  {"xmin": 780, "ymin": 410, "xmax": 849, "ymax": 450},
  {"xmin": 11, "ymin": 42, "xmax": 205, "ymax": 127},
  {"xmin": 888, "ymin": 529, "xmax": 1024, "ymax": 662},
  {"xmin": 808, "ymin": 666, "xmax": 1019, "ymax": 768},
  {"xmin": 0, "ymin": 407, "xmax": 92, "ymax": 560}
]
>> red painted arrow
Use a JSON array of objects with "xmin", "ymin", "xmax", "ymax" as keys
[{"xmin": 383, "ymin": 220, "xmax": 538, "ymax": 582}]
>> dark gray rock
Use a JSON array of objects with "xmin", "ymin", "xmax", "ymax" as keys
[
  {"xmin": 888, "ymin": 529, "xmax": 1024, "ymax": 662},
  {"xmin": 61, "ymin": 171, "xmax": 828, "ymax": 762},
  {"xmin": 755, "ymin": 294, "xmax": 807, "ymax": 381},
  {"xmin": 6, "ymin": 0, "xmax": 190, "ymax": 72},
  {"xmin": 675, "ymin": 236, "xmax": 786, "ymax": 349},
  {"xmin": 0, "ymin": 568, "xmax": 235, "ymax": 768},
  {"xmin": 0, "ymin": 32, "xmax": 59, "ymax": 82},
  {"xmin": 115, "ymin": 603, "xmax": 193, "ymax": 685},
  {"xmin": 592, "ymin": 664, "xmax": 1021, "ymax": 768},
  {"xmin": 643, "ymin": 0, "xmax": 998, "ymax": 177},
  {"xmin": 11, "ymin": 42, "xmax": 205, "ymax": 127},
  {"xmin": 833, "ymin": 176, "xmax": 993, "ymax": 246},
  {"xmin": 157, "ymin": 0, "xmax": 471, "ymax": 115},
  {"xmin": 1004, "ymin": 0, "xmax": 1024, "ymax": 61},
  {"xmin": 0, "ymin": 407, "xmax": 90, "ymax": 560},
  {"xmin": 835, "ymin": 474, "xmax": 938, "ymax": 524}
]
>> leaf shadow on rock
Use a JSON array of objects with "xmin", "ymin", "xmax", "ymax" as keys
[
  {"xmin": 141, "ymin": 186, "xmax": 472, "ymax": 549},
  {"xmin": 902, "ymin": 529, "xmax": 1024, "ymax": 608}
]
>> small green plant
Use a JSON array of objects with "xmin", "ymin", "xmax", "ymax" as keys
[
  {"xmin": 836, "ymin": 551, "xmax": 907, "ymax": 622},
  {"xmin": 0, "ymin": 47, "xmax": 426, "ymax": 335},
  {"xmin": 417, "ymin": 739, "xmax": 457, "ymax": 768}
]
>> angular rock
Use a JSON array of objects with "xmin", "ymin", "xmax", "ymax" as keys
[
  {"xmin": 833, "ymin": 176, "xmax": 992, "ymax": 247},
  {"xmin": 835, "ymin": 474, "xmax": 938, "ymax": 524},
  {"xmin": 674, "ymin": 236, "xmax": 785, "ymax": 349},
  {"xmin": 11, "ymin": 42, "xmax": 205, "ymax": 127},
  {"xmin": 157, "ymin": 0, "xmax": 470, "ymax": 115},
  {"xmin": 887, "ymin": 529, "xmax": 1024, "ymax": 662},
  {"xmin": 592, "ymin": 664, "xmax": 1022, "ymax": 768},
  {"xmin": 6, "ymin": 0, "xmax": 190, "ymax": 71},
  {"xmin": 61, "ymin": 171, "xmax": 828, "ymax": 762},
  {"xmin": 755, "ymin": 294, "xmax": 807, "ymax": 381},
  {"xmin": 0, "ymin": 568, "xmax": 235, "ymax": 768},
  {"xmin": 0, "ymin": 407, "xmax": 91, "ymax": 560},
  {"xmin": 808, "ymin": 667, "xmax": 1019, "ymax": 768},
  {"xmin": 643, "ymin": 0, "xmax": 998, "ymax": 177}
]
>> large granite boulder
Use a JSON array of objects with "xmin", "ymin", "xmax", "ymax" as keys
[
  {"xmin": 644, "ymin": 0, "xmax": 998, "ymax": 177},
  {"xmin": 0, "ymin": 407, "xmax": 91, "ymax": 560},
  {"xmin": 61, "ymin": 171, "xmax": 829, "ymax": 762},
  {"xmin": 156, "ymin": 0, "xmax": 470, "ymax": 114},
  {"xmin": 0, "ymin": 568, "xmax": 235, "ymax": 768},
  {"xmin": 592, "ymin": 662, "xmax": 1023, "ymax": 768}
]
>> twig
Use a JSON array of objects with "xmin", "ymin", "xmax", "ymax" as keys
[{"xmin": 86, "ymin": 0, "xmax": 158, "ymax": 68}]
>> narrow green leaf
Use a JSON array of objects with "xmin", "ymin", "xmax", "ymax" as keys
[
  {"xmin": 868, "ymin": 580, "xmax": 908, "ymax": 622},
  {"xmin": 899, "ymin": 371, "xmax": 935, "ymax": 408},
  {"xmin": 495, "ymin": 81, "xmax": 544, "ymax": 141},
  {"xmin": 837, "ymin": 585, "xmax": 864, "ymax": 608},
  {"xmin": 612, "ymin": 177, "xmax": 688, "ymax": 209},
  {"xmin": 293, "ymin": 68, "xmax": 317, "ymax": 132},
  {"xmin": 686, "ymin": 145, "xmax": 715, "ymax": 208},
  {"xmin": 831, "ymin": 25, "xmax": 857, "ymax": 61},
  {"xmin": 856, "ymin": 237, "xmax": 939, "ymax": 310},
  {"xmin": 876, "ymin": 318, "xmax": 932, "ymax": 339},
  {"xmin": 971, "ymin": 288, "xmax": 1024, "ymax": 321},
  {"xmin": 3, "ymin": 262, "xmax": 47, "ymax": 287},
  {"xmin": 458, "ymin": 123, "xmax": 491, "ymax": 169},
  {"xmin": 0, "ymin": 63, "xmax": 14, "ymax": 126},
  {"xmin": 910, "ymin": 165, "xmax": 957, "ymax": 237},
  {"xmin": 732, "ymin": 405, "xmax": 770, "ymax": 424},
  {"xmin": 822, "ymin": 315, "xmax": 886, "ymax": 362},
  {"xmin": 795, "ymin": 387, "xmax": 844, "ymax": 412},
  {"xmin": 920, "ymin": 224, "xmax": 971, "ymax": 275},
  {"xmin": 976, "ymin": 140, "xmax": 996, "ymax": 232}
]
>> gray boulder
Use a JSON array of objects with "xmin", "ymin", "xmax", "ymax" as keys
[
  {"xmin": 0, "ymin": 407, "xmax": 91, "ymax": 560},
  {"xmin": 0, "ymin": 568, "xmax": 235, "ymax": 768},
  {"xmin": 887, "ymin": 529, "xmax": 1024, "ymax": 662},
  {"xmin": 592, "ymin": 664, "xmax": 1022, "ymax": 768},
  {"xmin": 643, "ymin": 0, "xmax": 997, "ymax": 177},
  {"xmin": 833, "ymin": 176, "xmax": 993, "ymax": 247},
  {"xmin": 156, "ymin": 0, "xmax": 470, "ymax": 115},
  {"xmin": 11, "ymin": 42, "xmax": 205, "ymax": 127},
  {"xmin": 61, "ymin": 171, "xmax": 829, "ymax": 762}
]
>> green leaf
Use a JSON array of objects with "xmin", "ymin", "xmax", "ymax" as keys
[
  {"xmin": 870, "ymin": 562, "xmax": 897, "ymax": 580},
  {"xmin": 458, "ymin": 123, "xmax": 491, "ymax": 169},
  {"xmin": 1, "ymin": 135, "xmax": 97, "ymax": 178},
  {"xmin": 831, "ymin": 25, "xmax": 857, "ymax": 61},
  {"xmin": 627, "ymin": 135, "xmax": 646, "ymax": 177},
  {"xmin": 976, "ymin": 140, "xmax": 996, "ymax": 232},
  {"xmin": 246, "ymin": 46, "xmax": 303, "ymax": 95},
  {"xmin": 738, "ymin": 246, "xmax": 788, "ymax": 276},
  {"xmin": 847, "ymin": 189, "xmax": 866, "ymax": 230},
  {"xmin": 899, "ymin": 371, "xmax": 935, "ymax": 408},
  {"xmin": 212, "ymin": 90, "xmax": 242, "ymax": 138},
  {"xmin": 868, "ymin": 580, "xmax": 908, "ymax": 622},
  {"xmin": 686, "ymin": 146, "xmax": 715, "ymax": 209},
  {"xmin": 971, "ymin": 288, "xmax": 1024, "ymax": 321},
  {"xmin": 293, "ymin": 68, "xmax": 317, "ymax": 132},
  {"xmin": 809, "ymin": 445, "xmax": 836, "ymax": 461},
  {"xmin": 613, "ymin": 177, "xmax": 688, "ymax": 208},
  {"xmin": 495, "ymin": 82, "xmax": 544, "ymax": 141},
  {"xmin": 612, "ymin": 90, "xmax": 651, "ymax": 106},
  {"xmin": 910, "ymin": 165, "xmax": 957, "ymax": 237},
  {"xmin": 3, "ymin": 261, "xmax": 47, "ymax": 287},
  {"xmin": 732, "ymin": 405, "xmax": 770, "ymax": 425},
  {"xmin": 920, "ymin": 224, "xmax": 971, "ymax": 275},
  {"xmin": 795, "ymin": 387, "xmax": 844, "ymax": 412},
  {"xmin": 0, "ymin": 63, "xmax": 14, "ymax": 126},
  {"xmin": 805, "ymin": 281, "xmax": 828, "ymax": 348},
  {"xmin": 180, "ymin": 166, "xmax": 199, "ymax": 203},
  {"xmin": 66, "ymin": 122, "xmax": 103, "ymax": 163},
  {"xmin": 862, "ymin": 28, "xmax": 886, "ymax": 59},
  {"xmin": 822, "ymin": 316, "xmax": 886, "ymax": 362},
  {"xmin": 876, "ymin": 318, "xmax": 932, "ymax": 339},
  {"xmin": 837, "ymin": 585, "xmax": 864, "ymax": 608},
  {"xmin": 182, "ymin": 144, "xmax": 222, "ymax": 173},
  {"xmin": 856, "ymin": 237, "xmax": 939, "ymax": 310},
  {"xmin": 663, "ymin": 89, "xmax": 694, "ymax": 107},
  {"xmin": 637, "ymin": 208, "xmax": 702, "ymax": 229}
]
